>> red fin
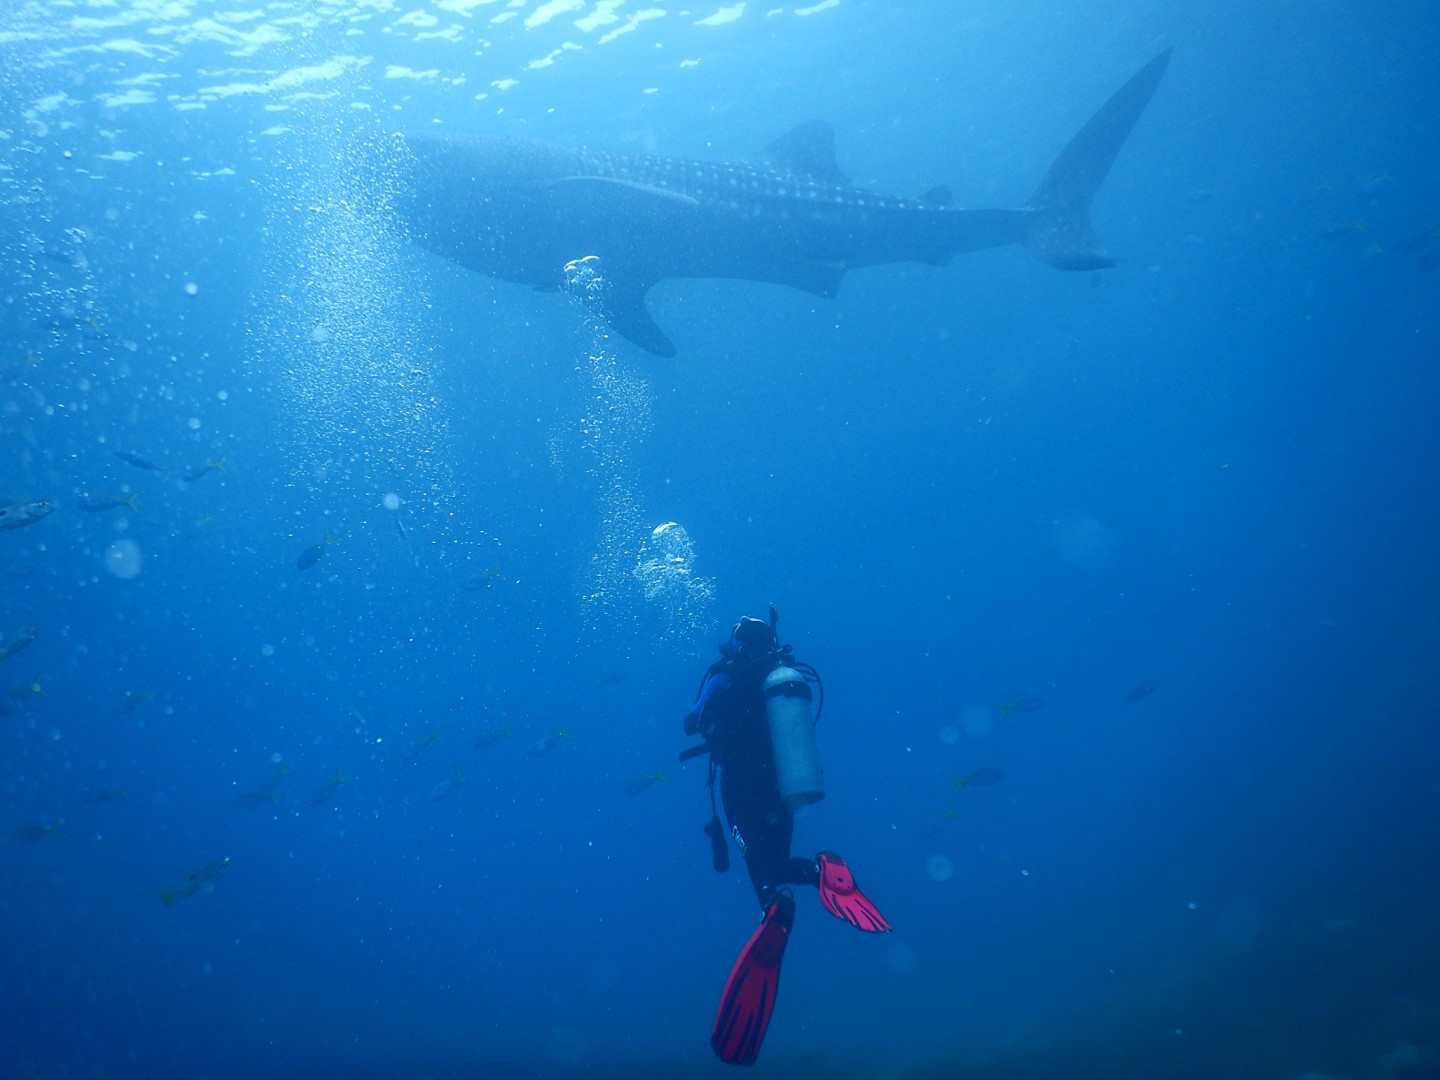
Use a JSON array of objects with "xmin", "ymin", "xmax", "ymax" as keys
[
  {"xmin": 818, "ymin": 852, "xmax": 892, "ymax": 933},
  {"xmin": 711, "ymin": 895, "xmax": 794, "ymax": 1065}
]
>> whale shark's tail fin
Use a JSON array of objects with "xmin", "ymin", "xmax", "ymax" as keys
[{"xmin": 1024, "ymin": 49, "xmax": 1172, "ymax": 271}]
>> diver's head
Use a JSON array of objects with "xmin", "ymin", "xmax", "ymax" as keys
[{"xmin": 729, "ymin": 616, "xmax": 776, "ymax": 654}]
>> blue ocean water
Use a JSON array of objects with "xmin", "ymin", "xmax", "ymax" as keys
[{"xmin": 2, "ymin": 1, "xmax": 1438, "ymax": 1077}]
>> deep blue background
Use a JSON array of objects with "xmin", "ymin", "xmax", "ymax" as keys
[{"xmin": 2, "ymin": 1, "xmax": 1438, "ymax": 1078}]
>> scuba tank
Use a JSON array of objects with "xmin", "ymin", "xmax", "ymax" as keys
[{"xmin": 764, "ymin": 666, "xmax": 825, "ymax": 814}]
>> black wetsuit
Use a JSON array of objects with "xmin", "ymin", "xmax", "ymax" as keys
[{"xmin": 690, "ymin": 650, "xmax": 819, "ymax": 907}]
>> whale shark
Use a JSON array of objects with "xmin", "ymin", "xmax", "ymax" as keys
[{"xmin": 396, "ymin": 50, "xmax": 1171, "ymax": 357}]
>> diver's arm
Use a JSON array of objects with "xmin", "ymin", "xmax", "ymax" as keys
[{"xmin": 685, "ymin": 670, "xmax": 730, "ymax": 735}]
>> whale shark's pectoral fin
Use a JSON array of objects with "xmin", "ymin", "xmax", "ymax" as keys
[
  {"xmin": 771, "ymin": 260, "xmax": 846, "ymax": 299},
  {"xmin": 597, "ymin": 274, "xmax": 676, "ymax": 358},
  {"xmin": 541, "ymin": 179, "xmax": 694, "ymax": 355}
]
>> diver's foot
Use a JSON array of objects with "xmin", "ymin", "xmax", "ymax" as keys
[{"xmin": 816, "ymin": 851, "xmax": 891, "ymax": 933}]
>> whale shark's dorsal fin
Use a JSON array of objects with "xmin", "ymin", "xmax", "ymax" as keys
[
  {"xmin": 759, "ymin": 120, "xmax": 849, "ymax": 187},
  {"xmin": 919, "ymin": 185, "xmax": 955, "ymax": 209}
]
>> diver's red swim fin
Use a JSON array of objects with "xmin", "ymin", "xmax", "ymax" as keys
[
  {"xmin": 711, "ymin": 891, "xmax": 794, "ymax": 1066},
  {"xmin": 817, "ymin": 851, "xmax": 891, "ymax": 933}
]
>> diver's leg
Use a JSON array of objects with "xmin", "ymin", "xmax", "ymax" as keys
[
  {"xmin": 778, "ymin": 855, "xmax": 820, "ymax": 889},
  {"xmin": 721, "ymin": 765, "xmax": 796, "ymax": 908}
]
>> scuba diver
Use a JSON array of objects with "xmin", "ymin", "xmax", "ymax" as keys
[{"xmin": 680, "ymin": 606, "xmax": 890, "ymax": 1066}]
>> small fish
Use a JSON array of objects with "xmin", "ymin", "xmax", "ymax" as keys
[
  {"xmin": 182, "ymin": 458, "xmax": 225, "ymax": 482},
  {"xmin": 296, "ymin": 530, "xmax": 338, "ymax": 571},
  {"xmin": 35, "ymin": 312, "xmax": 104, "ymax": 335},
  {"xmin": 0, "ymin": 679, "xmax": 41, "ymax": 718},
  {"xmin": 159, "ymin": 858, "xmax": 230, "ymax": 907},
  {"xmin": 0, "ymin": 676, "xmax": 46, "ymax": 720},
  {"xmin": 428, "ymin": 768, "xmax": 464, "ymax": 801},
  {"xmin": 17, "ymin": 818, "xmax": 63, "ymax": 841},
  {"xmin": 404, "ymin": 727, "xmax": 441, "ymax": 763},
  {"xmin": 994, "ymin": 695, "xmax": 1047, "ymax": 718},
  {"xmin": 1122, "ymin": 679, "xmax": 1161, "ymax": 705},
  {"xmin": 0, "ymin": 500, "xmax": 54, "ymax": 531},
  {"xmin": 0, "ymin": 563, "xmax": 37, "ymax": 582},
  {"xmin": 236, "ymin": 763, "xmax": 288, "ymax": 807},
  {"xmin": 41, "ymin": 248, "xmax": 84, "ymax": 267},
  {"xmin": 84, "ymin": 784, "xmax": 127, "ymax": 804},
  {"xmin": 1360, "ymin": 171, "xmax": 1395, "ymax": 195},
  {"xmin": 1392, "ymin": 226, "xmax": 1438, "ymax": 254},
  {"xmin": 309, "ymin": 768, "xmax": 346, "ymax": 806},
  {"xmin": 529, "ymin": 730, "xmax": 571, "ymax": 758},
  {"xmin": 472, "ymin": 726, "xmax": 512, "ymax": 750},
  {"xmin": 3, "ymin": 676, "xmax": 47, "ymax": 704},
  {"xmin": 121, "ymin": 688, "xmax": 150, "ymax": 714},
  {"xmin": 623, "ymin": 771, "xmax": 666, "ymax": 797},
  {"xmin": 0, "ymin": 352, "xmax": 42, "ymax": 384},
  {"xmin": 593, "ymin": 672, "xmax": 629, "ymax": 687},
  {"xmin": 923, "ymin": 806, "xmax": 962, "ymax": 838},
  {"xmin": 461, "ymin": 565, "xmax": 504, "ymax": 592},
  {"xmin": 0, "ymin": 626, "xmax": 38, "ymax": 664},
  {"xmin": 955, "ymin": 767, "xmax": 1006, "ymax": 792},
  {"xmin": 113, "ymin": 450, "xmax": 164, "ymax": 472},
  {"xmin": 79, "ymin": 493, "xmax": 138, "ymax": 513},
  {"xmin": 1319, "ymin": 220, "xmax": 1367, "ymax": 240},
  {"xmin": 1183, "ymin": 188, "xmax": 1219, "ymax": 203}
]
